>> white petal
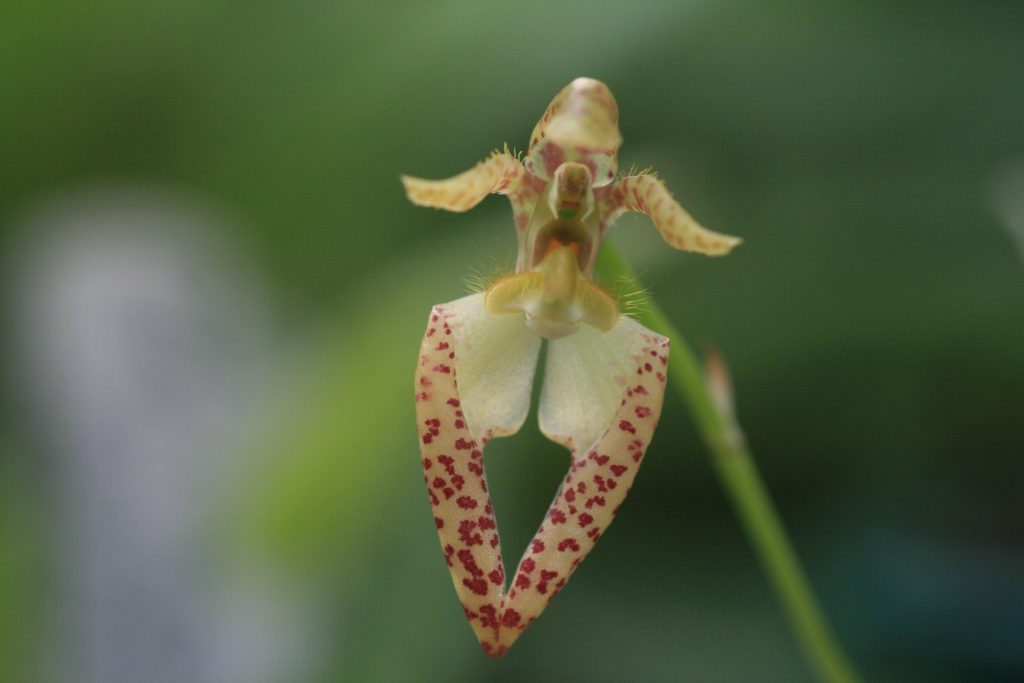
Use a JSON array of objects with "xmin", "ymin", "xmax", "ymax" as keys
[
  {"xmin": 539, "ymin": 316, "xmax": 661, "ymax": 453},
  {"xmin": 445, "ymin": 293, "xmax": 542, "ymax": 442}
]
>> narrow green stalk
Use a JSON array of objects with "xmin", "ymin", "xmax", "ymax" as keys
[{"xmin": 596, "ymin": 242, "xmax": 864, "ymax": 683}]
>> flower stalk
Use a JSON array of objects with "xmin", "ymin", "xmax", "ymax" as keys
[{"xmin": 596, "ymin": 241, "xmax": 864, "ymax": 683}]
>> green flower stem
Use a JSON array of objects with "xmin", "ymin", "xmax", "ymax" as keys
[{"xmin": 596, "ymin": 242, "xmax": 863, "ymax": 683}]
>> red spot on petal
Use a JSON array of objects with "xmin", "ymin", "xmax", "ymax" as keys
[
  {"xmin": 557, "ymin": 538, "xmax": 581, "ymax": 552},
  {"xmin": 578, "ymin": 513, "xmax": 594, "ymax": 527},
  {"xmin": 477, "ymin": 606, "xmax": 497, "ymax": 626},
  {"xmin": 458, "ymin": 520, "xmax": 483, "ymax": 546},
  {"xmin": 610, "ymin": 464, "xmax": 628, "ymax": 477},
  {"xmin": 618, "ymin": 420, "xmax": 637, "ymax": 434}
]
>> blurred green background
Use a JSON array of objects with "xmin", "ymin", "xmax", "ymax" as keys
[{"xmin": 1, "ymin": 1, "xmax": 1022, "ymax": 681}]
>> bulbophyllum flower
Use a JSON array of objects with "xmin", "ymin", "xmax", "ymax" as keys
[{"xmin": 406, "ymin": 78, "xmax": 740, "ymax": 658}]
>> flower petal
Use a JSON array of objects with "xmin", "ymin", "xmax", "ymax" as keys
[
  {"xmin": 444, "ymin": 293, "xmax": 542, "ymax": 440},
  {"xmin": 525, "ymin": 78, "xmax": 622, "ymax": 187},
  {"xmin": 401, "ymin": 150, "xmax": 545, "ymax": 245},
  {"xmin": 415, "ymin": 294, "xmax": 541, "ymax": 655},
  {"xmin": 539, "ymin": 317, "xmax": 657, "ymax": 453},
  {"xmin": 596, "ymin": 174, "xmax": 742, "ymax": 255},
  {"xmin": 497, "ymin": 319, "xmax": 669, "ymax": 652}
]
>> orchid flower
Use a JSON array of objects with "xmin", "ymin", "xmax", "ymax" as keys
[{"xmin": 406, "ymin": 78, "xmax": 741, "ymax": 658}]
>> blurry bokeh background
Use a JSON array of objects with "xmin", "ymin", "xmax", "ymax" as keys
[{"xmin": 2, "ymin": 1, "xmax": 1022, "ymax": 681}]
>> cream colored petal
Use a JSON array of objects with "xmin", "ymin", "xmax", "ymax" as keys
[
  {"xmin": 538, "ymin": 316, "xmax": 654, "ymax": 454},
  {"xmin": 444, "ymin": 293, "xmax": 542, "ymax": 441},
  {"xmin": 402, "ymin": 151, "xmax": 544, "ymax": 244},
  {"xmin": 595, "ymin": 174, "xmax": 742, "ymax": 255},
  {"xmin": 414, "ymin": 294, "xmax": 541, "ymax": 656},
  {"xmin": 496, "ymin": 319, "xmax": 670, "ymax": 654},
  {"xmin": 525, "ymin": 78, "xmax": 622, "ymax": 187}
]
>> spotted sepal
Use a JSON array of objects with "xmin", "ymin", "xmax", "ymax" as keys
[
  {"xmin": 525, "ymin": 78, "xmax": 622, "ymax": 188},
  {"xmin": 415, "ymin": 294, "xmax": 541, "ymax": 655},
  {"xmin": 402, "ymin": 150, "xmax": 545, "ymax": 240},
  {"xmin": 596, "ymin": 174, "xmax": 742, "ymax": 255},
  {"xmin": 416, "ymin": 299, "xmax": 669, "ymax": 657}
]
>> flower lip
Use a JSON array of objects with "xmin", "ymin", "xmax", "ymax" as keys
[{"xmin": 485, "ymin": 245, "xmax": 618, "ymax": 340}]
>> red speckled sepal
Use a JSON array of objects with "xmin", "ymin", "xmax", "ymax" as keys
[{"xmin": 415, "ymin": 299, "xmax": 668, "ymax": 657}]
